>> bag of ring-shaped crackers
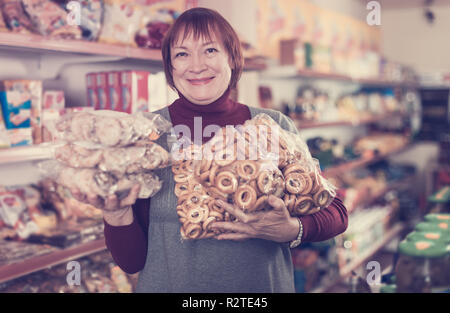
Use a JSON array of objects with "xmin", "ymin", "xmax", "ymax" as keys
[{"xmin": 171, "ymin": 114, "xmax": 336, "ymax": 240}]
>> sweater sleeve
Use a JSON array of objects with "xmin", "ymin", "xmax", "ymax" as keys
[
  {"xmin": 103, "ymin": 198, "xmax": 150, "ymax": 274},
  {"xmin": 299, "ymin": 196, "xmax": 348, "ymax": 243}
]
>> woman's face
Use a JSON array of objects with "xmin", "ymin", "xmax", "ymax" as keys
[{"xmin": 171, "ymin": 30, "xmax": 232, "ymax": 105}]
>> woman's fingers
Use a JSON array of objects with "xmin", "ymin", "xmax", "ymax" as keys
[
  {"xmin": 120, "ymin": 184, "xmax": 141, "ymax": 207},
  {"xmin": 216, "ymin": 200, "xmax": 256, "ymax": 224}
]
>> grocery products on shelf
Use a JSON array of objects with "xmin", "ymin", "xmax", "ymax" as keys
[
  {"xmin": 86, "ymin": 70, "xmax": 174, "ymax": 113},
  {"xmin": 0, "ymin": 0, "xmax": 182, "ymax": 49},
  {"xmin": 0, "ymin": 250, "xmax": 136, "ymax": 293}
]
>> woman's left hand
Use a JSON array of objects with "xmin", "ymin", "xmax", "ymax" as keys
[{"xmin": 210, "ymin": 195, "xmax": 300, "ymax": 243}]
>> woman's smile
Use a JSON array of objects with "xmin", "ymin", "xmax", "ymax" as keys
[{"xmin": 187, "ymin": 76, "xmax": 215, "ymax": 85}]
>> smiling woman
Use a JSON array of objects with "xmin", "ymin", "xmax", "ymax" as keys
[{"xmin": 102, "ymin": 7, "xmax": 348, "ymax": 293}]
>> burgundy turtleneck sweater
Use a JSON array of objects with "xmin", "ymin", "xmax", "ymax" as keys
[{"xmin": 103, "ymin": 90, "xmax": 348, "ymax": 274}]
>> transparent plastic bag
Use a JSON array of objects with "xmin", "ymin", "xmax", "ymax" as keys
[
  {"xmin": 173, "ymin": 114, "xmax": 337, "ymax": 240},
  {"xmin": 46, "ymin": 110, "xmax": 171, "ymax": 146},
  {"xmin": 249, "ymin": 114, "xmax": 337, "ymax": 215},
  {"xmin": 38, "ymin": 160, "xmax": 162, "ymax": 203},
  {"xmin": 54, "ymin": 140, "xmax": 170, "ymax": 173}
]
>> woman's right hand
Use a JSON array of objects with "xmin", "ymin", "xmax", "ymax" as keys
[{"xmin": 70, "ymin": 184, "xmax": 141, "ymax": 226}]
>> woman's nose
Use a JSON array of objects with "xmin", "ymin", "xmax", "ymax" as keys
[{"xmin": 189, "ymin": 54, "xmax": 207, "ymax": 73}]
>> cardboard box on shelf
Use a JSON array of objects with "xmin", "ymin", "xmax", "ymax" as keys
[
  {"xmin": 86, "ymin": 73, "xmax": 98, "ymax": 108},
  {"xmin": 0, "ymin": 80, "xmax": 42, "ymax": 144},
  {"xmin": 96, "ymin": 72, "xmax": 109, "ymax": 110},
  {"xmin": 120, "ymin": 71, "xmax": 150, "ymax": 113},
  {"xmin": 107, "ymin": 71, "xmax": 122, "ymax": 111},
  {"xmin": 6, "ymin": 128, "xmax": 33, "ymax": 147},
  {"xmin": 43, "ymin": 91, "xmax": 65, "ymax": 110}
]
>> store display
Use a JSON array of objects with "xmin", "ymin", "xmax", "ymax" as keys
[
  {"xmin": 98, "ymin": 0, "xmax": 143, "ymax": 46},
  {"xmin": 46, "ymin": 110, "xmax": 170, "ymax": 146},
  {"xmin": 22, "ymin": 0, "xmax": 82, "ymax": 39},
  {"xmin": 64, "ymin": 0, "xmax": 104, "ymax": 41},
  {"xmin": 395, "ymin": 238, "xmax": 450, "ymax": 292},
  {"xmin": 134, "ymin": 7, "xmax": 176, "ymax": 49},
  {"xmin": 0, "ymin": 250, "xmax": 136, "ymax": 293},
  {"xmin": 0, "ymin": 80, "xmax": 43, "ymax": 145},
  {"xmin": 87, "ymin": 71, "xmax": 152, "ymax": 113},
  {"xmin": 0, "ymin": 106, "xmax": 10, "ymax": 148},
  {"xmin": 0, "ymin": 0, "xmax": 35, "ymax": 34}
]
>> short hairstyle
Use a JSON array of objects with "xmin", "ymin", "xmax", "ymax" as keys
[{"xmin": 161, "ymin": 7, "xmax": 244, "ymax": 90}]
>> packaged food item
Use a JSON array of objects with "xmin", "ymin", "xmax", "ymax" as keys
[
  {"xmin": 98, "ymin": 0, "xmax": 143, "ymax": 46},
  {"xmin": 174, "ymin": 114, "xmax": 337, "ymax": 240},
  {"xmin": 43, "ymin": 90, "xmax": 65, "ymax": 110},
  {"xmin": 86, "ymin": 73, "xmax": 98, "ymax": 108},
  {"xmin": 0, "ymin": 7, "xmax": 8, "ymax": 32},
  {"xmin": 0, "ymin": 106, "xmax": 10, "ymax": 148},
  {"xmin": 38, "ymin": 160, "xmax": 163, "ymax": 202},
  {"xmin": 0, "ymin": 80, "xmax": 43, "ymax": 144},
  {"xmin": 22, "ymin": 0, "xmax": 82, "ymax": 39},
  {"xmin": 6, "ymin": 128, "xmax": 33, "ymax": 147},
  {"xmin": 54, "ymin": 140, "xmax": 170, "ymax": 172},
  {"xmin": 0, "ymin": 187, "xmax": 40, "ymax": 239},
  {"xmin": 395, "ymin": 238, "xmax": 450, "ymax": 292},
  {"xmin": 95, "ymin": 72, "xmax": 109, "ymax": 110},
  {"xmin": 67, "ymin": 0, "xmax": 104, "ymax": 41},
  {"xmin": 0, "ymin": 0, "xmax": 35, "ymax": 33},
  {"xmin": 107, "ymin": 71, "xmax": 122, "ymax": 111},
  {"xmin": 424, "ymin": 213, "xmax": 450, "ymax": 223},
  {"xmin": 415, "ymin": 221, "xmax": 450, "ymax": 233},
  {"xmin": 120, "ymin": 70, "xmax": 150, "ymax": 113},
  {"xmin": 45, "ymin": 109, "xmax": 171, "ymax": 146}
]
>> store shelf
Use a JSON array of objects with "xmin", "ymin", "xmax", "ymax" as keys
[
  {"xmin": 0, "ymin": 32, "xmax": 163, "ymax": 60},
  {"xmin": 322, "ymin": 143, "xmax": 412, "ymax": 178},
  {"xmin": 311, "ymin": 222, "xmax": 406, "ymax": 293},
  {"xmin": 339, "ymin": 223, "xmax": 405, "ymax": 277},
  {"xmin": 0, "ymin": 144, "xmax": 55, "ymax": 165},
  {"xmin": 261, "ymin": 65, "xmax": 419, "ymax": 88},
  {"xmin": 294, "ymin": 112, "xmax": 407, "ymax": 130},
  {"xmin": 0, "ymin": 238, "xmax": 106, "ymax": 285}
]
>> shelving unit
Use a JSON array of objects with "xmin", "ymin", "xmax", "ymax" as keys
[
  {"xmin": 311, "ymin": 222, "xmax": 406, "ymax": 293},
  {"xmin": 322, "ymin": 143, "xmax": 412, "ymax": 178},
  {"xmin": 293, "ymin": 112, "xmax": 407, "ymax": 130},
  {"xmin": 261, "ymin": 65, "xmax": 419, "ymax": 88},
  {"xmin": 0, "ymin": 144, "xmax": 55, "ymax": 165},
  {"xmin": 0, "ymin": 239, "xmax": 106, "ymax": 285}
]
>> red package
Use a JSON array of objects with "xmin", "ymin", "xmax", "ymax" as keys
[
  {"xmin": 96, "ymin": 73, "xmax": 109, "ymax": 110},
  {"xmin": 120, "ymin": 71, "xmax": 150, "ymax": 113},
  {"xmin": 86, "ymin": 73, "xmax": 98, "ymax": 108},
  {"xmin": 107, "ymin": 71, "xmax": 122, "ymax": 112}
]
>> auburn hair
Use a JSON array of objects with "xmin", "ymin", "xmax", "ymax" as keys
[{"xmin": 161, "ymin": 7, "xmax": 244, "ymax": 90}]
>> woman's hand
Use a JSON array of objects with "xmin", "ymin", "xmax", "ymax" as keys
[
  {"xmin": 210, "ymin": 195, "xmax": 300, "ymax": 243},
  {"xmin": 70, "ymin": 184, "xmax": 141, "ymax": 226}
]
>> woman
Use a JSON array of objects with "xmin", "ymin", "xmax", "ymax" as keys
[{"xmin": 79, "ymin": 7, "xmax": 348, "ymax": 293}]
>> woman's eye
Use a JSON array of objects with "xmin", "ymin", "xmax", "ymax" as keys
[
  {"xmin": 206, "ymin": 48, "xmax": 218, "ymax": 54},
  {"xmin": 175, "ymin": 52, "xmax": 188, "ymax": 58}
]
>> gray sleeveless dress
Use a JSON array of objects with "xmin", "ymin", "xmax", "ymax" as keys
[{"xmin": 135, "ymin": 106, "xmax": 300, "ymax": 293}]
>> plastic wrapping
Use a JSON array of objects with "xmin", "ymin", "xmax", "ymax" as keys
[
  {"xmin": 39, "ymin": 110, "xmax": 172, "ymax": 210},
  {"xmin": 38, "ymin": 160, "xmax": 162, "ymax": 202},
  {"xmin": 98, "ymin": 0, "xmax": 142, "ymax": 46},
  {"xmin": 22, "ymin": 0, "xmax": 82, "ymax": 39},
  {"xmin": 54, "ymin": 140, "xmax": 170, "ymax": 173},
  {"xmin": 0, "ymin": 0, "xmax": 35, "ymax": 34},
  {"xmin": 70, "ymin": 0, "xmax": 104, "ymax": 41},
  {"xmin": 173, "ymin": 114, "xmax": 337, "ymax": 240},
  {"xmin": 46, "ymin": 110, "xmax": 171, "ymax": 146}
]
